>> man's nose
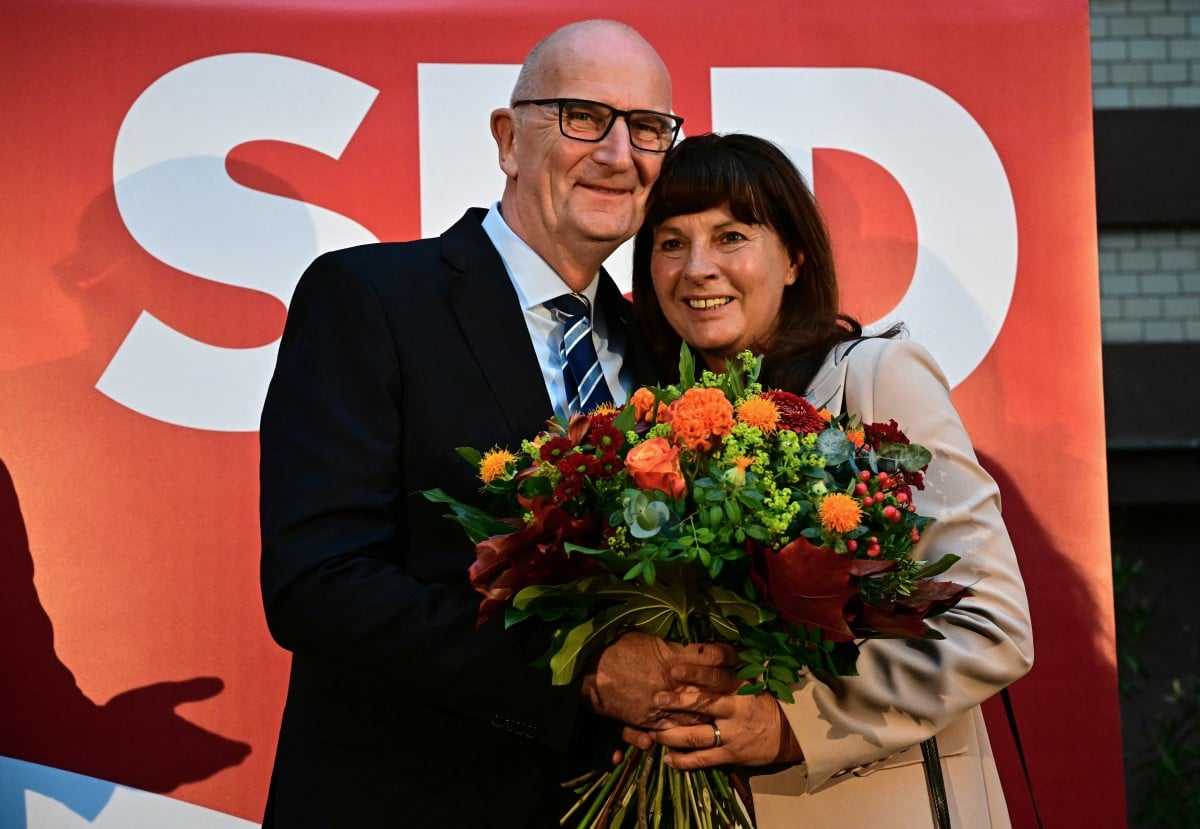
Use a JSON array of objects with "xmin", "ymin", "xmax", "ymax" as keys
[{"xmin": 591, "ymin": 116, "xmax": 636, "ymax": 168}]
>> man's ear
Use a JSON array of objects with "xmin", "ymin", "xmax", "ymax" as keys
[{"xmin": 491, "ymin": 108, "xmax": 519, "ymax": 180}]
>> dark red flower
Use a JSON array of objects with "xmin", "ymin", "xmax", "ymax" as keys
[
  {"xmin": 468, "ymin": 498, "xmax": 603, "ymax": 627},
  {"xmin": 863, "ymin": 419, "xmax": 908, "ymax": 447},
  {"xmin": 585, "ymin": 418, "xmax": 624, "ymax": 457},
  {"xmin": 557, "ymin": 452, "xmax": 601, "ymax": 479},
  {"xmin": 762, "ymin": 391, "xmax": 826, "ymax": 435},
  {"xmin": 539, "ymin": 436, "xmax": 575, "ymax": 463},
  {"xmin": 595, "ymin": 450, "xmax": 623, "ymax": 479},
  {"xmin": 554, "ymin": 476, "xmax": 584, "ymax": 502},
  {"xmin": 863, "ymin": 420, "xmax": 926, "ymax": 490}
]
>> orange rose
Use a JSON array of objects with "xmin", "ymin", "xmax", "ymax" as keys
[{"xmin": 624, "ymin": 438, "xmax": 687, "ymax": 499}]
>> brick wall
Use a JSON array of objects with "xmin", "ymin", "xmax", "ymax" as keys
[
  {"xmin": 1091, "ymin": 0, "xmax": 1200, "ymax": 108},
  {"xmin": 1091, "ymin": 0, "xmax": 1200, "ymax": 342},
  {"xmin": 1099, "ymin": 229, "xmax": 1200, "ymax": 340}
]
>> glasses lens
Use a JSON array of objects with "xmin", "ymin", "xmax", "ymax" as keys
[
  {"xmin": 628, "ymin": 111, "xmax": 678, "ymax": 151},
  {"xmin": 559, "ymin": 101, "xmax": 614, "ymax": 140}
]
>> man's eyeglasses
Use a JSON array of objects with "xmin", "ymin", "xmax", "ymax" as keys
[{"xmin": 512, "ymin": 98, "xmax": 683, "ymax": 153}]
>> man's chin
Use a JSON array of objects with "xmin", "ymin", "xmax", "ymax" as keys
[{"xmin": 572, "ymin": 211, "xmax": 640, "ymax": 245}]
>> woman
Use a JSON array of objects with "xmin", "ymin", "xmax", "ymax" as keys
[{"xmin": 628, "ymin": 133, "xmax": 1034, "ymax": 827}]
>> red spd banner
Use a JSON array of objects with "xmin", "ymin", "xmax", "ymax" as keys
[{"xmin": 1, "ymin": 1, "xmax": 1116, "ymax": 826}]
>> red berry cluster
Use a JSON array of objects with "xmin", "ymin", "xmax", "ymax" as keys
[{"xmin": 852, "ymin": 468, "xmax": 920, "ymax": 557}]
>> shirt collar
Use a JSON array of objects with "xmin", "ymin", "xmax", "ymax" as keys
[{"xmin": 481, "ymin": 203, "xmax": 600, "ymax": 311}]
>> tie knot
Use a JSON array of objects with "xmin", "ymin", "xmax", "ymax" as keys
[{"xmin": 547, "ymin": 292, "xmax": 591, "ymax": 321}]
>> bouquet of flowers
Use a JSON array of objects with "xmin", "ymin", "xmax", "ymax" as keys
[{"xmin": 424, "ymin": 348, "xmax": 971, "ymax": 828}]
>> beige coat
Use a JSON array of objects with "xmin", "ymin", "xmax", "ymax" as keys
[{"xmin": 749, "ymin": 338, "xmax": 1034, "ymax": 828}]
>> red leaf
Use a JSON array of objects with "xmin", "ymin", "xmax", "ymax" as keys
[
  {"xmin": 566, "ymin": 413, "xmax": 591, "ymax": 445},
  {"xmin": 849, "ymin": 559, "xmax": 897, "ymax": 578},
  {"xmin": 852, "ymin": 580, "xmax": 973, "ymax": 638},
  {"xmin": 855, "ymin": 603, "xmax": 933, "ymax": 638},
  {"xmin": 753, "ymin": 537, "xmax": 858, "ymax": 642},
  {"xmin": 900, "ymin": 579, "xmax": 973, "ymax": 610}
]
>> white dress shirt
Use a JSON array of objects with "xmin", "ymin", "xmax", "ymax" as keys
[{"xmin": 481, "ymin": 203, "xmax": 631, "ymax": 417}]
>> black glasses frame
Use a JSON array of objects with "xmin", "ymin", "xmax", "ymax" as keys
[{"xmin": 511, "ymin": 98, "xmax": 683, "ymax": 153}]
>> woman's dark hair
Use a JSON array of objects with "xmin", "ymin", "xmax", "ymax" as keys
[{"xmin": 631, "ymin": 133, "xmax": 893, "ymax": 393}]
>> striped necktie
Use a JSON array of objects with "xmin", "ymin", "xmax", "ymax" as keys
[{"xmin": 546, "ymin": 292, "xmax": 614, "ymax": 415}]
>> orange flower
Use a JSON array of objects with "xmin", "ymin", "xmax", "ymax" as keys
[
  {"xmin": 845, "ymin": 428, "xmax": 865, "ymax": 448},
  {"xmin": 624, "ymin": 438, "xmax": 687, "ymax": 499},
  {"xmin": 670, "ymin": 387, "xmax": 735, "ymax": 452},
  {"xmin": 818, "ymin": 493, "xmax": 862, "ymax": 534},
  {"xmin": 478, "ymin": 448, "xmax": 517, "ymax": 484},
  {"xmin": 631, "ymin": 388, "xmax": 655, "ymax": 419},
  {"xmin": 737, "ymin": 396, "xmax": 780, "ymax": 434},
  {"xmin": 818, "ymin": 408, "xmax": 834, "ymax": 422},
  {"xmin": 630, "ymin": 387, "xmax": 669, "ymax": 423}
]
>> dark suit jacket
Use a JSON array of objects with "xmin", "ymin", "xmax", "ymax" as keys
[{"xmin": 259, "ymin": 208, "xmax": 657, "ymax": 827}]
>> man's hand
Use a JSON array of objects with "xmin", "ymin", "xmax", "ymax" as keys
[{"xmin": 581, "ymin": 632, "xmax": 739, "ymax": 730}]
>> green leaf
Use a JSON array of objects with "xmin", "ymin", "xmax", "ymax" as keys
[
  {"xmin": 737, "ymin": 489, "xmax": 765, "ymax": 505},
  {"xmin": 769, "ymin": 664, "xmax": 796, "ymax": 683},
  {"xmin": 699, "ymin": 587, "xmax": 770, "ymax": 640},
  {"xmin": 735, "ymin": 664, "xmax": 764, "ymax": 680},
  {"xmin": 563, "ymin": 541, "xmax": 627, "ymax": 572},
  {"xmin": 420, "ymin": 488, "xmax": 514, "ymax": 543},
  {"xmin": 455, "ymin": 446, "xmax": 483, "ymax": 466},
  {"xmin": 547, "ymin": 594, "xmax": 680, "ymax": 684},
  {"xmin": 517, "ymin": 474, "xmax": 553, "ymax": 499},
  {"xmin": 915, "ymin": 553, "xmax": 961, "ymax": 578},
  {"xmin": 612, "ymin": 401, "xmax": 637, "ymax": 434},
  {"xmin": 744, "ymin": 524, "xmax": 770, "ymax": 541},
  {"xmin": 511, "ymin": 580, "xmax": 592, "ymax": 610},
  {"xmin": 723, "ymin": 498, "xmax": 742, "ymax": 524},
  {"xmin": 678, "ymin": 343, "xmax": 696, "ymax": 390},
  {"xmin": 504, "ymin": 605, "xmax": 534, "ymax": 628},
  {"xmin": 877, "ymin": 441, "xmax": 933, "ymax": 472},
  {"xmin": 815, "ymin": 429, "xmax": 853, "ymax": 465}
]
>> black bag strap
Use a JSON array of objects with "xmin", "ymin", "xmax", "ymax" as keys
[
  {"xmin": 921, "ymin": 737, "xmax": 952, "ymax": 828},
  {"xmin": 1002, "ymin": 687, "xmax": 1044, "ymax": 828}
]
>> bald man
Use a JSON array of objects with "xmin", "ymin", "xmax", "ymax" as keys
[{"xmin": 259, "ymin": 20, "xmax": 720, "ymax": 826}]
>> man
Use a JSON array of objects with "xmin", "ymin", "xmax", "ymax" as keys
[{"xmin": 259, "ymin": 19, "xmax": 727, "ymax": 826}]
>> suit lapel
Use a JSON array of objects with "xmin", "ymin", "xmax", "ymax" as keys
[{"xmin": 442, "ymin": 210, "xmax": 553, "ymax": 434}]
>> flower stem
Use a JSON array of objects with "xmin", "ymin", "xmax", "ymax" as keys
[{"xmin": 563, "ymin": 771, "xmax": 608, "ymax": 827}]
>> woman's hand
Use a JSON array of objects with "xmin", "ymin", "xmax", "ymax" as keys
[{"xmin": 623, "ymin": 682, "xmax": 805, "ymax": 770}]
